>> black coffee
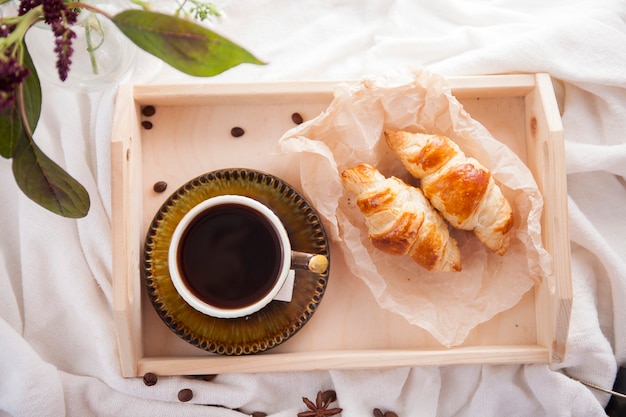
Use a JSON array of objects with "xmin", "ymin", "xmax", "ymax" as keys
[{"xmin": 177, "ymin": 203, "xmax": 283, "ymax": 310}]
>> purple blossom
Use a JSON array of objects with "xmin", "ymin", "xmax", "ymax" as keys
[
  {"xmin": 0, "ymin": 23, "xmax": 15, "ymax": 38},
  {"xmin": 0, "ymin": 56, "xmax": 30, "ymax": 111},
  {"xmin": 17, "ymin": 0, "xmax": 40, "ymax": 16},
  {"xmin": 42, "ymin": 0, "xmax": 78, "ymax": 26},
  {"xmin": 54, "ymin": 29, "xmax": 76, "ymax": 81},
  {"xmin": 16, "ymin": 0, "xmax": 78, "ymax": 81}
]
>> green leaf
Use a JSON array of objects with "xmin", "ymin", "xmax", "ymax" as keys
[
  {"xmin": 112, "ymin": 10, "xmax": 265, "ymax": 77},
  {"xmin": 0, "ymin": 104, "xmax": 21, "ymax": 158},
  {"xmin": 12, "ymin": 132, "xmax": 90, "ymax": 218},
  {"xmin": 0, "ymin": 44, "xmax": 42, "ymax": 158},
  {"xmin": 22, "ymin": 44, "xmax": 42, "ymax": 131}
]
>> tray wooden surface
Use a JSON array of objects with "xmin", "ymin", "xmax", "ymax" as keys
[{"xmin": 111, "ymin": 73, "xmax": 572, "ymax": 377}]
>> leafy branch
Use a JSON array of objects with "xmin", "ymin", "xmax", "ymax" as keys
[
  {"xmin": 0, "ymin": 0, "xmax": 264, "ymax": 218},
  {"xmin": 129, "ymin": 0, "xmax": 223, "ymax": 22}
]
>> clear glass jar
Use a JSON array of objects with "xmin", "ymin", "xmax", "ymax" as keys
[{"xmin": 25, "ymin": 4, "xmax": 137, "ymax": 92}]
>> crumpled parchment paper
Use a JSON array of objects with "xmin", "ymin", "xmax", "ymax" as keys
[{"xmin": 277, "ymin": 69, "xmax": 552, "ymax": 346}]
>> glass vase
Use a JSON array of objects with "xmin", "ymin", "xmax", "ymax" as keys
[{"xmin": 25, "ymin": 4, "xmax": 137, "ymax": 92}]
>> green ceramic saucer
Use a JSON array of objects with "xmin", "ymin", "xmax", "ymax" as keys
[{"xmin": 143, "ymin": 168, "xmax": 330, "ymax": 355}]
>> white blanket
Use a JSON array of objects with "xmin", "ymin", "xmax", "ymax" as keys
[{"xmin": 1, "ymin": 0, "xmax": 625, "ymax": 416}]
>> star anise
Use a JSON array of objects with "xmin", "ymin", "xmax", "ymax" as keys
[{"xmin": 297, "ymin": 390, "xmax": 342, "ymax": 417}]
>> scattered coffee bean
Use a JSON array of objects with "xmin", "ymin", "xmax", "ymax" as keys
[
  {"xmin": 152, "ymin": 181, "xmax": 168, "ymax": 193},
  {"xmin": 321, "ymin": 390, "xmax": 337, "ymax": 404},
  {"xmin": 178, "ymin": 388, "xmax": 193, "ymax": 402},
  {"xmin": 230, "ymin": 126, "xmax": 245, "ymax": 137},
  {"xmin": 142, "ymin": 372, "xmax": 158, "ymax": 386},
  {"xmin": 373, "ymin": 409, "xmax": 398, "ymax": 417},
  {"xmin": 141, "ymin": 105, "xmax": 156, "ymax": 117},
  {"xmin": 141, "ymin": 120, "xmax": 153, "ymax": 130},
  {"xmin": 291, "ymin": 112, "xmax": 304, "ymax": 125},
  {"xmin": 251, "ymin": 412, "xmax": 267, "ymax": 417}
]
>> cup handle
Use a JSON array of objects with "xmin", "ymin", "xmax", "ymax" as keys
[{"xmin": 291, "ymin": 251, "xmax": 329, "ymax": 274}]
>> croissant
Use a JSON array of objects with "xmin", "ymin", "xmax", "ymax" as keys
[
  {"xmin": 384, "ymin": 130, "xmax": 513, "ymax": 255},
  {"xmin": 341, "ymin": 163, "xmax": 461, "ymax": 272}
]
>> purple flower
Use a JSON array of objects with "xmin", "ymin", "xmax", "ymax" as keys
[
  {"xmin": 16, "ymin": 0, "xmax": 78, "ymax": 81},
  {"xmin": 17, "ymin": 0, "xmax": 40, "ymax": 16},
  {"xmin": 54, "ymin": 28, "xmax": 76, "ymax": 81},
  {"xmin": 0, "ymin": 23, "xmax": 15, "ymax": 38},
  {"xmin": 0, "ymin": 55, "xmax": 30, "ymax": 111},
  {"xmin": 42, "ymin": 0, "xmax": 78, "ymax": 26},
  {"xmin": 44, "ymin": 0, "xmax": 78, "ymax": 81}
]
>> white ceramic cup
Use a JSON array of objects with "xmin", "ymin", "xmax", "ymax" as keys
[{"xmin": 168, "ymin": 195, "xmax": 328, "ymax": 319}]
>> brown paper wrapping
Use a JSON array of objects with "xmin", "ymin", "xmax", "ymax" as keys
[{"xmin": 278, "ymin": 69, "xmax": 551, "ymax": 346}]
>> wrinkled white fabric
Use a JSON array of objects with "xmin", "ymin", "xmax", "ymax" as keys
[{"xmin": 1, "ymin": 0, "xmax": 625, "ymax": 416}]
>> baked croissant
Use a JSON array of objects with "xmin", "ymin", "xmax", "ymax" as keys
[
  {"xmin": 341, "ymin": 163, "xmax": 461, "ymax": 272},
  {"xmin": 384, "ymin": 130, "xmax": 513, "ymax": 255}
]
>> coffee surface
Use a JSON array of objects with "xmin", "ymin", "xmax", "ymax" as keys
[{"xmin": 178, "ymin": 203, "xmax": 282, "ymax": 309}]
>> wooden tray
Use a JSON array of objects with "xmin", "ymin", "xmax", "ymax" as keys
[{"xmin": 111, "ymin": 73, "xmax": 572, "ymax": 377}]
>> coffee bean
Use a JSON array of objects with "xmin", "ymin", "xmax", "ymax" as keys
[
  {"xmin": 143, "ymin": 372, "xmax": 158, "ymax": 386},
  {"xmin": 321, "ymin": 390, "xmax": 337, "ymax": 404},
  {"xmin": 141, "ymin": 105, "xmax": 156, "ymax": 117},
  {"xmin": 251, "ymin": 412, "xmax": 267, "ymax": 417},
  {"xmin": 153, "ymin": 181, "xmax": 167, "ymax": 193},
  {"xmin": 230, "ymin": 127, "xmax": 245, "ymax": 137},
  {"xmin": 291, "ymin": 112, "xmax": 304, "ymax": 125},
  {"xmin": 178, "ymin": 388, "xmax": 193, "ymax": 402},
  {"xmin": 141, "ymin": 120, "xmax": 153, "ymax": 130}
]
